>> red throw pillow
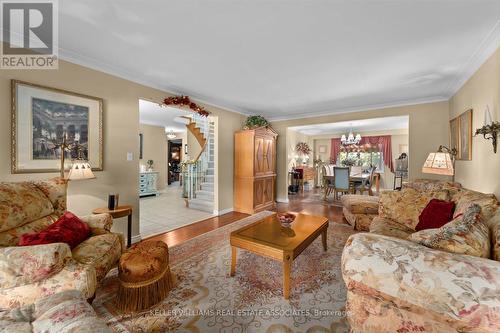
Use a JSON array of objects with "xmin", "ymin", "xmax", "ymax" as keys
[
  {"xmin": 19, "ymin": 212, "xmax": 90, "ymax": 249},
  {"xmin": 415, "ymin": 199, "xmax": 455, "ymax": 231}
]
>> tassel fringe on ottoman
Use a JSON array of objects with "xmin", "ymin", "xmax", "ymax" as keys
[{"xmin": 116, "ymin": 266, "xmax": 174, "ymax": 312}]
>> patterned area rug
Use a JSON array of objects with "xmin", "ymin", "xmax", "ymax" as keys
[{"xmin": 94, "ymin": 211, "xmax": 357, "ymax": 332}]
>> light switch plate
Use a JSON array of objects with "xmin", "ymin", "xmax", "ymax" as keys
[{"xmin": 127, "ymin": 152, "xmax": 133, "ymax": 161}]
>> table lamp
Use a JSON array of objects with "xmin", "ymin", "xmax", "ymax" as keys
[{"xmin": 422, "ymin": 145, "xmax": 456, "ymax": 181}]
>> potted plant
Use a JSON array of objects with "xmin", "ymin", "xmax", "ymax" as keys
[{"xmin": 243, "ymin": 115, "xmax": 269, "ymax": 130}]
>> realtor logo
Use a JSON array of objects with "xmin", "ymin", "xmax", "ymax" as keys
[{"xmin": 1, "ymin": 0, "xmax": 58, "ymax": 69}]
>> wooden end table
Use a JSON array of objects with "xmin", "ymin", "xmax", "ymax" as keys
[
  {"xmin": 230, "ymin": 213, "xmax": 328, "ymax": 299},
  {"xmin": 92, "ymin": 205, "xmax": 133, "ymax": 247}
]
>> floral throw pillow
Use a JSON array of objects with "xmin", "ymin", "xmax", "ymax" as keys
[
  {"xmin": 379, "ymin": 188, "xmax": 449, "ymax": 230},
  {"xmin": 409, "ymin": 204, "xmax": 490, "ymax": 258}
]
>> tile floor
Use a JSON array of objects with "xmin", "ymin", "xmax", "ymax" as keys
[{"xmin": 139, "ymin": 182, "xmax": 214, "ymax": 238}]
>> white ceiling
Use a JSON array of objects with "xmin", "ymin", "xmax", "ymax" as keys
[
  {"xmin": 53, "ymin": 1, "xmax": 500, "ymax": 120},
  {"xmin": 139, "ymin": 99, "xmax": 189, "ymax": 132},
  {"xmin": 290, "ymin": 115, "xmax": 409, "ymax": 136}
]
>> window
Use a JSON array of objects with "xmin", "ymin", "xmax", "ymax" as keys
[{"xmin": 338, "ymin": 151, "xmax": 384, "ymax": 172}]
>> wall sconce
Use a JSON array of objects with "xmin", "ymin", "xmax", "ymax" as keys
[{"xmin": 474, "ymin": 106, "xmax": 499, "ymax": 153}]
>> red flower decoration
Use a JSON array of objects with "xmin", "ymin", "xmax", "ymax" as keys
[{"xmin": 163, "ymin": 95, "xmax": 210, "ymax": 117}]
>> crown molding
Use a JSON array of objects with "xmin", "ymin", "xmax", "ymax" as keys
[
  {"xmin": 445, "ymin": 20, "xmax": 500, "ymax": 97},
  {"xmin": 57, "ymin": 47, "xmax": 251, "ymax": 117},
  {"xmin": 267, "ymin": 96, "xmax": 449, "ymax": 122}
]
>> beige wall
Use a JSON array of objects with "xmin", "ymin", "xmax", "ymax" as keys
[
  {"xmin": 272, "ymin": 101, "xmax": 449, "ymax": 201},
  {"xmin": 311, "ymin": 129, "xmax": 409, "ymax": 189},
  {"xmin": 450, "ymin": 47, "xmax": 500, "ymax": 197},
  {"xmin": 139, "ymin": 124, "xmax": 167, "ymax": 190},
  {"xmin": 0, "ymin": 59, "xmax": 245, "ymax": 241}
]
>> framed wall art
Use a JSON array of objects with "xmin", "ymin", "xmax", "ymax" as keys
[
  {"xmin": 449, "ymin": 116, "xmax": 459, "ymax": 154},
  {"xmin": 458, "ymin": 109, "xmax": 473, "ymax": 160},
  {"xmin": 11, "ymin": 80, "xmax": 103, "ymax": 174},
  {"xmin": 318, "ymin": 145, "xmax": 327, "ymax": 154}
]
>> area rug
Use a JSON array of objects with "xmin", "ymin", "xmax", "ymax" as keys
[{"xmin": 93, "ymin": 211, "xmax": 357, "ymax": 333}]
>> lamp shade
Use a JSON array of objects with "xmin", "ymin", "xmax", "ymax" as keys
[
  {"xmin": 422, "ymin": 152, "xmax": 454, "ymax": 176},
  {"xmin": 67, "ymin": 161, "xmax": 96, "ymax": 180}
]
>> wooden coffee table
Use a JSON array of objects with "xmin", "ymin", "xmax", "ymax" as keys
[{"xmin": 230, "ymin": 213, "xmax": 328, "ymax": 299}]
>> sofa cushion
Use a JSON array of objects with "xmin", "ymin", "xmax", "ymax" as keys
[
  {"xmin": 0, "ymin": 215, "xmax": 57, "ymax": 247},
  {"xmin": 410, "ymin": 204, "xmax": 490, "ymax": 258},
  {"xmin": 452, "ymin": 188, "xmax": 497, "ymax": 221},
  {"xmin": 72, "ymin": 233, "xmax": 122, "ymax": 280},
  {"xmin": 402, "ymin": 179, "xmax": 462, "ymax": 192},
  {"xmin": 19, "ymin": 212, "xmax": 90, "ymax": 249},
  {"xmin": 369, "ymin": 217, "xmax": 414, "ymax": 239},
  {"xmin": 379, "ymin": 188, "xmax": 449, "ymax": 230},
  {"xmin": 415, "ymin": 199, "xmax": 455, "ymax": 231},
  {"xmin": 0, "ymin": 182, "xmax": 54, "ymax": 233},
  {"xmin": 341, "ymin": 194, "xmax": 379, "ymax": 215},
  {"xmin": 490, "ymin": 210, "xmax": 500, "ymax": 261},
  {"xmin": 32, "ymin": 178, "xmax": 68, "ymax": 217},
  {"xmin": 0, "ymin": 243, "xmax": 72, "ymax": 289}
]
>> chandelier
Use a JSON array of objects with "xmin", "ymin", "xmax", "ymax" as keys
[
  {"xmin": 166, "ymin": 130, "xmax": 176, "ymax": 139},
  {"xmin": 341, "ymin": 125, "xmax": 361, "ymax": 146}
]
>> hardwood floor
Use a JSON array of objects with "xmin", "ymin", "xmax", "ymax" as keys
[{"xmin": 143, "ymin": 188, "xmax": 345, "ymax": 247}]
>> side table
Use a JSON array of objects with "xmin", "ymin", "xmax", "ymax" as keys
[{"xmin": 92, "ymin": 205, "xmax": 133, "ymax": 247}]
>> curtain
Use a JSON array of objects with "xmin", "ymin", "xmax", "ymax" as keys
[
  {"xmin": 330, "ymin": 135, "xmax": 394, "ymax": 172},
  {"xmin": 330, "ymin": 138, "xmax": 342, "ymax": 164}
]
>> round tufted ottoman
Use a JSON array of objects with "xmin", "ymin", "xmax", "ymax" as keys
[{"xmin": 116, "ymin": 240, "xmax": 173, "ymax": 312}]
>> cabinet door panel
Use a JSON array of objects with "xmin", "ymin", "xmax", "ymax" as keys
[
  {"xmin": 253, "ymin": 178, "xmax": 265, "ymax": 207},
  {"xmin": 254, "ymin": 137, "xmax": 265, "ymax": 176},
  {"xmin": 263, "ymin": 177, "xmax": 274, "ymax": 204}
]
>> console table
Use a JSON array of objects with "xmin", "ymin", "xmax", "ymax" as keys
[{"xmin": 139, "ymin": 171, "xmax": 159, "ymax": 197}]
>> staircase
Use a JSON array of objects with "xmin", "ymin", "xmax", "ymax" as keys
[{"xmin": 183, "ymin": 114, "xmax": 215, "ymax": 213}]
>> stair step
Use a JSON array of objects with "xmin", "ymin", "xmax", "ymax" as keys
[
  {"xmin": 188, "ymin": 198, "xmax": 213, "ymax": 213},
  {"xmin": 201, "ymin": 182, "xmax": 214, "ymax": 191},
  {"xmin": 195, "ymin": 190, "xmax": 214, "ymax": 200},
  {"xmin": 206, "ymin": 168, "xmax": 214, "ymax": 175},
  {"xmin": 204, "ymin": 175, "xmax": 214, "ymax": 182}
]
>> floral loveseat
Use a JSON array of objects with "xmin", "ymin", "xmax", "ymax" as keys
[
  {"xmin": 0, "ymin": 178, "xmax": 124, "ymax": 309},
  {"xmin": 342, "ymin": 180, "xmax": 499, "ymax": 332},
  {"xmin": 0, "ymin": 290, "xmax": 111, "ymax": 332}
]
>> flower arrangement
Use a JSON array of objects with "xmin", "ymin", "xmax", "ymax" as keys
[
  {"xmin": 295, "ymin": 142, "xmax": 311, "ymax": 155},
  {"xmin": 147, "ymin": 159, "xmax": 154, "ymax": 170},
  {"xmin": 163, "ymin": 95, "xmax": 210, "ymax": 117},
  {"xmin": 243, "ymin": 115, "xmax": 269, "ymax": 129}
]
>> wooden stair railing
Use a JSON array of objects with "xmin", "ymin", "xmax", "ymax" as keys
[{"xmin": 183, "ymin": 117, "xmax": 207, "ymax": 162}]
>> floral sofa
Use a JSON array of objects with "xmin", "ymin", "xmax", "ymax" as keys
[
  {"xmin": 0, "ymin": 290, "xmax": 111, "ymax": 332},
  {"xmin": 342, "ymin": 180, "xmax": 499, "ymax": 332},
  {"xmin": 0, "ymin": 178, "xmax": 124, "ymax": 309}
]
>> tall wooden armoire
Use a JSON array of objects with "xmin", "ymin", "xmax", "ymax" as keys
[{"xmin": 234, "ymin": 126, "xmax": 278, "ymax": 214}]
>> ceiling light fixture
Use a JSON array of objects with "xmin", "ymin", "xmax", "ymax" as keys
[
  {"xmin": 167, "ymin": 130, "xmax": 176, "ymax": 139},
  {"xmin": 341, "ymin": 124, "xmax": 362, "ymax": 146}
]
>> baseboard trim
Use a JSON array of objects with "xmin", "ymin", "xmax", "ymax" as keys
[
  {"xmin": 131, "ymin": 234, "xmax": 142, "ymax": 244},
  {"xmin": 276, "ymin": 197, "xmax": 289, "ymax": 203},
  {"xmin": 214, "ymin": 207, "xmax": 234, "ymax": 216}
]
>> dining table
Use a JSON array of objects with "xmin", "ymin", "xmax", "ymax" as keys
[{"xmin": 324, "ymin": 172, "xmax": 380, "ymax": 194}]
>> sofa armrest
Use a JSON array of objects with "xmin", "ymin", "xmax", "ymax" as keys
[
  {"xmin": 342, "ymin": 233, "xmax": 500, "ymax": 330},
  {"xmin": 0, "ymin": 243, "xmax": 72, "ymax": 289},
  {"xmin": 80, "ymin": 213, "xmax": 113, "ymax": 235},
  {"xmin": 0, "ymin": 260, "xmax": 97, "ymax": 309}
]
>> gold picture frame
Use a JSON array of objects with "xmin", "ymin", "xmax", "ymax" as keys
[
  {"xmin": 449, "ymin": 116, "xmax": 459, "ymax": 154},
  {"xmin": 458, "ymin": 109, "xmax": 473, "ymax": 160},
  {"xmin": 11, "ymin": 80, "xmax": 103, "ymax": 174}
]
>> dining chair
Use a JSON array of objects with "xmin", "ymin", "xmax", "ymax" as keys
[
  {"xmin": 333, "ymin": 166, "xmax": 353, "ymax": 200},
  {"xmin": 354, "ymin": 166, "xmax": 376, "ymax": 196},
  {"xmin": 322, "ymin": 164, "xmax": 335, "ymax": 200},
  {"xmin": 350, "ymin": 166, "xmax": 362, "ymax": 176},
  {"xmin": 294, "ymin": 168, "xmax": 304, "ymax": 193}
]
